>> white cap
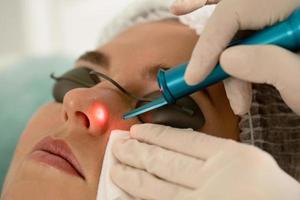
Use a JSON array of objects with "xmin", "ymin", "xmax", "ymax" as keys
[{"xmin": 98, "ymin": 0, "xmax": 216, "ymax": 46}]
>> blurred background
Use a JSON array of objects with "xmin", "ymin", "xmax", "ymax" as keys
[
  {"xmin": 0, "ymin": 0, "xmax": 133, "ymax": 68},
  {"xmin": 0, "ymin": 0, "xmax": 133, "ymax": 189}
]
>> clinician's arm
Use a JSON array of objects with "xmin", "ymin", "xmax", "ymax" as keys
[
  {"xmin": 171, "ymin": 0, "xmax": 300, "ymax": 115},
  {"xmin": 111, "ymin": 124, "xmax": 300, "ymax": 200}
]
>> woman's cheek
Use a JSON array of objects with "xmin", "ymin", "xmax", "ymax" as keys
[
  {"xmin": 19, "ymin": 102, "xmax": 63, "ymax": 147},
  {"xmin": 6, "ymin": 102, "xmax": 64, "ymax": 176}
]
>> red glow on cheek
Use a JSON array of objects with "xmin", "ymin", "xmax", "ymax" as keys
[
  {"xmin": 96, "ymin": 108, "xmax": 105, "ymax": 121},
  {"xmin": 92, "ymin": 104, "xmax": 109, "ymax": 125}
]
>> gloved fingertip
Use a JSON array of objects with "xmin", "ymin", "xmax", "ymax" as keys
[
  {"xmin": 220, "ymin": 46, "xmax": 249, "ymax": 74},
  {"xmin": 184, "ymin": 64, "xmax": 207, "ymax": 85},
  {"xmin": 231, "ymin": 105, "xmax": 249, "ymax": 116},
  {"xmin": 112, "ymin": 139, "xmax": 127, "ymax": 157},
  {"xmin": 224, "ymin": 78, "xmax": 252, "ymax": 116},
  {"xmin": 169, "ymin": 4, "xmax": 185, "ymax": 15},
  {"xmin": 129, "ymin": 124, "xmax": 145, "ymax": 137},
  {"xmin": 220, "ymin": 47, "xmax": 236, "ymax": 67},
  {"xmin": 227, "ymin": 89, "xmax": 251, "ymax": 116},
  {"xmin": 184, "ymin": 72, "xmax": 198, "ymax": 86},
  {"xmin": 130, "ymin": 123, "xmax": 155, "ymax": 138},
  {"xmin": 170, "ymin": 0, "xmax": 206, "ymax": 15}
]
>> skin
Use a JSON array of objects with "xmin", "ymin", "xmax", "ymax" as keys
[{"xmin": 1, "ymin": 20, "xmax": 239, "ymax": 199}]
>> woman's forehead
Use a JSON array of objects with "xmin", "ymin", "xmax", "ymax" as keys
[
  {"xmin": 95, "ymin": 21, "xmax": 198, "ymax": 68},
  {"xmin": 98, "ymin": 20, "xmax": 196, "ymax": 51}
]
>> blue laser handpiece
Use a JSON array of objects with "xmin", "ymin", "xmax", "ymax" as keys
[{"xmin": 123, "ymin": 7, "xmax": 300, "ymax": 120}]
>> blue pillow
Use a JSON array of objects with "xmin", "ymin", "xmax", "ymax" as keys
[{"xmin": 0, "ymin": 55, "xmax": 74, "ymax": 189}]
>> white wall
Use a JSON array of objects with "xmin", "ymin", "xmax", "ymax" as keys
[
  {"xmin": 0, "ymin": 0, "xmax": 132, "ymax": 60},
  {"xmin": 0, "ymin": 0, "xmax": 25, "ymax": 56}
]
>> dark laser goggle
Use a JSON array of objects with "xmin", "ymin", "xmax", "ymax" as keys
[{"xmin": 50, "ymin": 67, "xmax": 205, "ymax": 130}]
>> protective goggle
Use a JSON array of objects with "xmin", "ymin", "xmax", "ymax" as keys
[{"xmin": 51, "ymin": 67, "xmax": 205, "ymax": 130}]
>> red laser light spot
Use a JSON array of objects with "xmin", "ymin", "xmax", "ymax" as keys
[
  {"xmin": 93, "ymin": 104, "xmax": 108, "ymax": 125},
  {"xmin": 96, "ymin": 108, "xmax": 105, "ymax": 121}
]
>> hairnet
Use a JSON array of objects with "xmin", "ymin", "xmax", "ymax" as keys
[{"xmin": 98, "ymin": 0, "xmax": 215, "ymax": 46}]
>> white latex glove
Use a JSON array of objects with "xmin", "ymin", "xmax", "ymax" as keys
[
  {"xmin": 111, "ymin": 124, "xmax": 300, "ymax": 200},
  {"xmin": 170, "ymin": 0, "xmax": 300, "ymax": 115}
]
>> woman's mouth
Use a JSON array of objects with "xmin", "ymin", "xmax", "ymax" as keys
[{"xmin": 30, "ymin": 136, "xmax": 85, "ymax": 180}]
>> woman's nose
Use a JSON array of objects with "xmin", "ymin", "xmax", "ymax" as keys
[{"xmin": 62, "ymin": 86, "xmax": 130, "ymax": 136}]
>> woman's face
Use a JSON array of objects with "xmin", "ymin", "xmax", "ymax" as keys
[{"xmin": 2, "ymin": 20, "xmax": 239, "ymax": 199}]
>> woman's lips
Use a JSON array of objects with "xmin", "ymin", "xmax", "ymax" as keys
[{"xmin": 30, "ymin": 136, "xmax": 85, "ymax": 180}]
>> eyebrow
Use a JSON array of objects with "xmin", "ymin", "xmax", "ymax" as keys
[
  {"xmin": 77, "ymin": 51, "xmax": 171, "ymax": 80},
  {"xmin": 77, "ymin": 51, "xmax": 110, "ymax": 69}
]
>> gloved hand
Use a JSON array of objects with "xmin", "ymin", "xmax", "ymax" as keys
[
  {"xmin": 111, "ymin": 124, "xmax": 300, "ymax": 200},
  {"xmin": 170, "ymin": 0, "xmax": 221, "ymax": 15},
  {"xmin": 170, "ymin": 0, "xmax": 300, "ymax": 115}
]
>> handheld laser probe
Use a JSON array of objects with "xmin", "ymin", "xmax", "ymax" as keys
[{"xmin": 124, "ymin": 7, "xmax": 300, "ymax": 120}]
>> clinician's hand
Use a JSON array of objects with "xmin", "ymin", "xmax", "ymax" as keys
[
  {"xmin": 111, "ymin": 124, "xmax": 300, "ymax": 200},
  {"xmin": 170, "ymin": 0, "xmax": 300, "ymax": 115}
]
